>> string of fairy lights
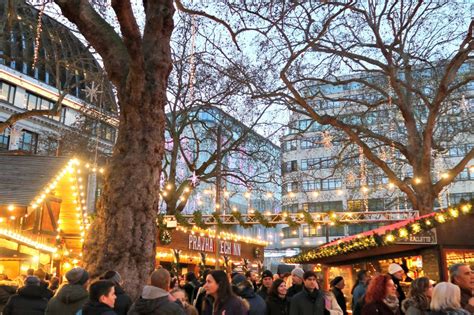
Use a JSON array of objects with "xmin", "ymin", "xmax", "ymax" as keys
[{"xmin": 285, "ymin": 201, "xmax": 473, "ymax": 264}]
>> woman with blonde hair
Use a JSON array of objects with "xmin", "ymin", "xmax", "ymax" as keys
[{"xmin": 428, "ymin": 282, "xmax": 470, "ymax": 315}]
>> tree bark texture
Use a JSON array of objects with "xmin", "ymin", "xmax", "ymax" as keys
[{"xmin": 54, "ymin": 0, "xmax": 175, "ymax": 298}]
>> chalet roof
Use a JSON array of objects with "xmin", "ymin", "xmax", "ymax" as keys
[{"xmin": 0, "ymin": 154, "xmax": 68, "ymax": 206}]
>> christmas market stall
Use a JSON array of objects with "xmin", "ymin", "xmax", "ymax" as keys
[
  {"xmin": 156, "ymin": 225, "xmax": 267, "ymax": 275},
  {"xmin": 286, "ymin": 202, "xmax": 473, "ymax": 306},
  {"xmin": 0, "ymin": 154, "xmax": 93, "ymax": 279}
]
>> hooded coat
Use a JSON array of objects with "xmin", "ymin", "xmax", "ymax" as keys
[
  {"xmin": 113, "ymin": 285, "xmax": 132, "ymax": 315},
  {"xmin": 236, "ymin": 286, "xmax": 266, "ymax": 315},
  {"xmin": 45, "ymin": 283, "xmax": 89, "ymax": 315},
  {"xmin": 401, "ymin": 296, "xmax": 430, "ymax": 315},
  {"xmin": 3, "ymin": 285, "xmax": 49, "ymax": 315},
  {"xmin": 127, "ymin": 285, "xmax": 186, "ymax": 315},
  {"xmin": 0, "ymin": 282, "xmax": 17, "ymax": 312}
]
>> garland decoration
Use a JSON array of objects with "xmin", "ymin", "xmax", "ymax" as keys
[
  {"xmin": 159, "ymin": 229, "xmax": 172, "ymax": 245},
  {"xmin": 285, "ymin": 200, "xmax": 473, "ymax": 264}
]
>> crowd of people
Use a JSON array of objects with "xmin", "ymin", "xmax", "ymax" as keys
[{"xmin": 0, "ymin": 262, "xmax": 472, "ymax": 315}]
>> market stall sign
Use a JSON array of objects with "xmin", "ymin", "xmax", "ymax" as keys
[
  {"xmin": 395, "ymin": 229, "xmax": 437, "ymax": 245},
  {"xmin": 188, "ymin": 235, "xmax": 241, "ymax": 256}
]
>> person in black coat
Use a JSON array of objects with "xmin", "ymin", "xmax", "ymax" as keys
[
  {"xmin": 184, "ymin": 272, "xmax": 200, "ymax": 305},
  {"xmin": 232, "ymin": 274, "xmax": 266, "ymax": 315},
  {"xmin": 258, "ymin": 270, "xmax": 274, "ymax": 301},
  {"xmin": 3, "ymin": 276, "xmax": 49, "ymax": 315},
  {"xmin": 82, "ymin": 280, "xmax": 118, "ymax": 315},
  {"xmin": 388, "ymin": 263, "xmax": 406, "ymax": 314},
  {"xmin": 289, "ymin": 271, "xmax": 326, "ymax": 315},
  {"xmin": 330, "ymin": 276, "xmax": 348, "ymax": 315},
  {"xmin": 287, "ymin": 268, "xmax": 304, "ymax": 299},
  {"xmin": 100, "ymin": 270, "xmax": 132, "ymax": 315},
  {"xmin": 266, "ymin": 278, "xmax": 289, "ymax": 315},
  {"xmin": 0, "ymin": 279, "xmax": 17, "ymax": 313}
]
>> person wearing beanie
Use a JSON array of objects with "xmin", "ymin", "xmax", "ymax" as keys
[
  {"xmin": 231, "ymin": 273, "xmax": 266, "ymax": 315},
  {"xmin": 258, "ymin": 270, "xmax": 274, "ymax": 301},
  {"xmin": 3, "ymin": 276, "xmax": 49, "ymax": 315},
  {"xmin": 330, "ymin": 276, "xmax": 347, "ymax": 315},
  {"xmin": 388, "ymin": 263, "xmax": 406, "ymax": 313},
  {"xmin": 100, "ymin": 270, "xmax": 132, "ymax": 315},
  {"xmin": 287, "ymin": 268, "xmax": 304, "ymax": 298},
  {"xmin": 45, "ymin": 267, "xmax": 90, "ymax": 315},
  {"xmin": 289, "ymin": 270, "xmax": 343, "ymax": 315}
]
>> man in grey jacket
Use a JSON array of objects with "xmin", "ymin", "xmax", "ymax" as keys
[{"xmin": 128, "ymin": 269, "xmax": 185, "ymax": 315}]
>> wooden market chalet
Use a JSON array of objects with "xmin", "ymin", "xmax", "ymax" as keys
[{"xmin": 0, "ymin": 154, "xmax": 90, "ymax": 278}]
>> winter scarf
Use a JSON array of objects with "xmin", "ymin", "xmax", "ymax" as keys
[{"xmin": 383, "ymin": 295, "xmax": 400, "ymax": 314}]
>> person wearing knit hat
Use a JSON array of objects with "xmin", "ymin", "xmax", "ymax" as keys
[
  {"xmin": 45, "ymin": 267, "xmax": 89, "ymax": 315},
  {"xmin": 387, "ymin": 263, "xmax": 406, "ymax": 313},
  {"xmin": 3, "ymin": 275, "xmax": 49, "ymax": 314},
  {"xmin": 100, "ymin": 270, "xmax": 132, "ymax": 315},
  {"xmin": 330, "ymin": 276, "xmax": 348, "ymax": 315},
  {"xmin": 287, "ymin": 267, "xmax": 304, "ymax": 298},
  {"xmin": 257, "ymin": 270, "xmax": 273, "ymax": 301}
]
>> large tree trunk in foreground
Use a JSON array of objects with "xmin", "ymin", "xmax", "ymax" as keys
[{"xmin": 83, "ymin": 85, "xmax": 168, "ymax": 298}]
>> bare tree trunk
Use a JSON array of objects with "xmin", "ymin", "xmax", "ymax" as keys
[{"xmin": 83, "ymin": 86, "xmax": 166, "ymax": 298}]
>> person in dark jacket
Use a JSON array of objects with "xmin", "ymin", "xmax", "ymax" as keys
[
  {"xmin": 351, "ymin": 270, "xmax": 368, "ymax": 314},
  {"xmin": 289, "ymin": 271, "xmax": 326, "ymax": 315},
  {"xmin": 0, "ymin": 279, "xmax": 17, "ymax": 313},
  {"xmin": 33, "ymin": 268, "xmax": 54, "ymax": 300},
  {"xmin": 3, "ymin": 276, "xmax": 49, "ymax": 315},
  {"xmin": 258, "ymin": 270, "xmax": 274, "ymax": 301},
  {"xmin": 388, "ymin": 263, "xmax": 406, "ymax": 314},
  {"xmin": 128, "ymin": 268, "xmax": 186, "ymax": 315},
  {"xmin": 362, "ymin": 274, "xmax": 400, "ymax": 315},
  {"xmin": 449, "ymin": 263, "xmax": 474, "ymax": 314},
  {"xmin": 330, "ymin": 276, "xmax": 347, "ymax": 315},
  {"xmin": 287, "ymin": 268, "xmax": 304, "ymax": 299},
  {"xmin": 184, "ymin": 272, "xmax": 200, "ymax": 305},
  {"xmin": 232, "ymin": 273, "xmax": 266, "ymax": 315},
  {"xmin": 100, "ymin": 270, "xmax": 132, "ymax": 315},
  {"xmin": 82, "ymin": 280, "xmax": 117, "ymax": 315},
  {"xmin": 202, "ymin": 270, "xmax": 247, "ymax": 315},
  {"xmin": 194, "ymin": 269, "xmax": 211, "ymax": 315},
  {"xmin": 246, "ymin": 270, "xmax": 259, "ymax": 292},
  {"xmin": 266, "ymin": 278, "xmax": 289, "ymax": 315},
  {"xmin": 45, "ymin": 267, "xmax": 90, "ymax": 315}
]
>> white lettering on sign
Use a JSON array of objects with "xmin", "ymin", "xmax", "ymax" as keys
[
  {"xmin": 187, "ymin": 235, "xmax": 243, "ymax": 256},
  {"xmin": 188, "ymin": 235, "xmax": 215, "ymax": 253}
]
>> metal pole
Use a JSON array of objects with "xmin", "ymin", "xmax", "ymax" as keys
[{"xmin": 215, "ymin": 125, "xmax": 222, "ymax": 269}]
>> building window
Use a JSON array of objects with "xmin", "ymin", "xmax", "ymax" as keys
[
  {"xmin": 0, "ymin": 127, "xmax": 9, "ymax": 150},
  {"xmin": 282, "ymin": 226, "xmax": 299, "ymax": 238},
  {"xmin": 282, "ymin": 204, "xmax": 299, "ymax": 213},
  {"xmin": 283, "ymin": 160, "xmax": 298, "ymax": 173},
  {"xmin": 303, "ymin": 201, "xmax": 343, "ymax": 212},
  {"xmin": 302, "ymin": 180, "xmax": 320, "ymax": 192},
  {"xmin": 303, "ymin": 225, "xmax": 325, "ymax": 237},
  {"xmin": 0, "ymin": 81, "xmax": 16, "ymax": 104},
  {"xmin": 25, "ymin": 92, "xmax": 54, "ymax": 111},
  {"xmin": 283, "ymin": 139, "xmax": 298, "ymax": 152},
  {"xmin": 449, "ymin": 192, "xmax": 474, "ymax": 204},
  {"xmin": 347, "ymin": 198, "xmax": 386, "ymax": 211},
  {"xmin": 301, "ymin": 157, "xmax": 334, "ymax": 170},
  {"xmin": 321, "ymin": 178, "xmax": 342, "ymax": 190},
  {"xmin": 456, "ymin": 168, "xmax": 474, "ymax": 181},
  {"xmin": 18, "ymin": 130, "xmax": 38, "ymax": 153}
]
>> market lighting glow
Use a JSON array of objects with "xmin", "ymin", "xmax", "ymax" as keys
[
  {"xmin": 7, "ymin": 205, "xmax": 14, "ymax": 211},
  {"xmin": 0, "ymin": 229, "xmax": 57, "ymax": 253},
  {"xmin": 414, "ymin": 177, "xmax": 422, "ymax": 184}
]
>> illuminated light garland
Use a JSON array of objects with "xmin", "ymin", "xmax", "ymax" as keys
[
  {"xmin": 285, "ymin": 200, "xmax": 473, "ymax": 264},
  {"xmin": 0, "ymin": 228, "xmax": 57, "ymax": 253}
]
